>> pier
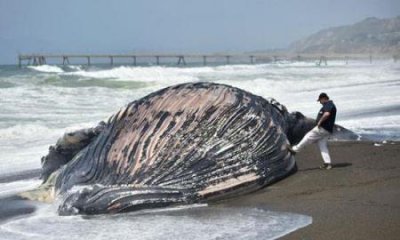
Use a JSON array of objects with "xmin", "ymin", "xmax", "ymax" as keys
[{"xmin": 17, "ymin": 53, "xmax": 391, "ymax": 67}]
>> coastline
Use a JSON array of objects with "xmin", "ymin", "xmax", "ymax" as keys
[{"xmin": 0, "ymin": 141, "xmax": 399, "ymax": 240}]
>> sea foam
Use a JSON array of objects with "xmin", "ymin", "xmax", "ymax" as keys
[
  {"xmin": 0, "ymin": 205, "xmax": 312, "ymax": 240},
  {"xmin": 28, "ymin": 65, "xmax": 64, "ymax": 73}
]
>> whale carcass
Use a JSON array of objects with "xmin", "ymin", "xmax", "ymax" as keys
[{"xmin": 24, "ymin": 82, "xmax": 355, "ymax": 215}]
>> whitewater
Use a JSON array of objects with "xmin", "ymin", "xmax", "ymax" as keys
[{"xmin": 0, "ymin": 61, "xmax": 399, "ymax": 239}]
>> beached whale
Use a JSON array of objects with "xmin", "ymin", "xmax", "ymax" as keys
[{"xmin": 22, "ymin": 82, "xmax": 356, "ymax": 215}]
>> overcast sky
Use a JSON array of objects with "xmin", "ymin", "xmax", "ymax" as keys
[{"xmin": 0, "ymin": 0, "xmax": 399, "ymax": 64}]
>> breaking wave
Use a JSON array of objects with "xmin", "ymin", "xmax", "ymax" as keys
[{"xmin": 28, "ymin": 65, "xmax": 64, "ymax": 73}]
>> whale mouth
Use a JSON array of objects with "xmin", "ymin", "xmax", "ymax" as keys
[{"xmin": 0, "ymin": 204, "xmax": 312, "ymax": 240}]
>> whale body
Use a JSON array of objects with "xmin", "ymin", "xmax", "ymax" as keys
[{"xmin": 30, "ymin": 82, "xmax": 356, "ymax": 215}]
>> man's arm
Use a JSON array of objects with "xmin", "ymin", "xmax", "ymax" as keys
[{"xmin": 317, "ymin": 112, "xmax": 331, "ymax": 127}]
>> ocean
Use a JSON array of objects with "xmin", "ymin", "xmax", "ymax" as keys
[{"xmin": 0, "ymin": 61, "xmax": 399, "ymax": 239}]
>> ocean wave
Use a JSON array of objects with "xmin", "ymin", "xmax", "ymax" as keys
[
  {"xmin": 0, "ymin": 122, "xmax": 100, "ymax": 175},
  {"xmin": 0, "ymin": 122, "xmax": 99, "ymax": 144},
  {"xmin": 39, "ymin": 75, "xmax": 150, "ymax": 89},
  {"xmin": 0, "ymin": 124, "xmax": 57, "ymax": 141},
  {"xmin": 59, "ymin": 61, "xmax": 398, "ymax": 84},
  {"xmin": 338, "ymin": 115, "xmax": 400, "ymax": 131},
  {"xmin": 63, "ymin": 66, "xmax": 203, "ymax": 83},
  {"xmin": 58, "ymin": 63, "xmax": 314, "ymax": 83},
  {"xmin": 65, "ymin": 65, "xmax": 84, "ymax": 71},
  {"xmin": 28, "ymin": 65, "xmax": 65, "ymax": 73}
]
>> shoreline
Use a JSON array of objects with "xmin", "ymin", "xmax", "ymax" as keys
[{"xmin": 0, "ymin": 141, "xmax": 399, "ymax": 239}]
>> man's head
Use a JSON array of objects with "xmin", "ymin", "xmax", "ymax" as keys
[{"xmin": 317, "ymin": 92, "xmax": 329, "ymax": 104}]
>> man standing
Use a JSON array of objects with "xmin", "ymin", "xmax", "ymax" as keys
[{"xmin": 290, "ymin": 93, "xmax": 337, "ymax": 170}]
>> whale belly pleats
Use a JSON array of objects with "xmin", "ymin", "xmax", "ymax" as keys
[{"xmin": 52, "ymin": 83, "xmax": 295, "ymax": 215}]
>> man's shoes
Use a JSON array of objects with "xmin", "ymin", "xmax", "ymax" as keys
[
  {"xmin": 319, "ymin": 164, "xmax": 332, "ymax": 170},
  {"xmin": 286, "ymin": 145, "xmax": 297, "ymax": 155}
]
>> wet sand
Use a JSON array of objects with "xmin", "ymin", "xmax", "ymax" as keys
[
  {"xmin": 1, "ymin": 141, "xmax": 399, "ymax": 240},
  {"xmin": 0, "ymin": 195, "xmax": 37, "ymax": 222},
  {"xmin": 0, "ymin": 169, "xmax": 41, "ymax": 223},
  {"xmin": 216, "ymin": 141, "xmax": 400, "ymax": 240}
]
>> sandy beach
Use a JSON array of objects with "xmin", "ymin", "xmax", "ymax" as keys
[
  {"xmin": 1, "ymin": 141, "xmax": 399, "ymax": 239},
  {"xmin": 216, "ymin": 141, "xmax": 400, "ymax": 239}
]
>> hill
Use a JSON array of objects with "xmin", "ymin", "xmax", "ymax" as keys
[{"xmin": 289, "ymin": 16, "xmax": 400, "ymax": 55}]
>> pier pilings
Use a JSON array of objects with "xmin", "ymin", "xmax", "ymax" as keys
[{"xmin": 17, "ymin": 53, "xmax": 389, "ymax": 67}]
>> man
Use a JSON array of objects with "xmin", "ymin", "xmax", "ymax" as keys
[{"xmin": 289, "ymin": 93, "xmax": 337, "ymax": 170}]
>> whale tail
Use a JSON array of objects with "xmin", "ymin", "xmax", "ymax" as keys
[{"xmin": 58, "ymin": 185, "xmax": 192, "ymax": 215}]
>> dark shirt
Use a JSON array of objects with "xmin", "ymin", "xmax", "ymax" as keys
[{"xmin": 316, "ymin": 100, "xmax": 337, "ymax": 133}]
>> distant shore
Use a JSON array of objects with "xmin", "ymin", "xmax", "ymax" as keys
[{"xmin": 217, "ymin": 141, "xmax": 400, "ymax": 240}]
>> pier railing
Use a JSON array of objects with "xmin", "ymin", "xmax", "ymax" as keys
[{"xmin": 17, "ymin": 53, "xmax": 396, "ymax": 67}]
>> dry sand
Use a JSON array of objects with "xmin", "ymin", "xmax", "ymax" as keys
[{"xmin": 216, "ymin": 141, "xmax": 400, "ymax": 240}]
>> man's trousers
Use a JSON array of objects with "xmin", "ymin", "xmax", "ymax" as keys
[{"xmin": 292, "ymin": 126, "xmax": 332, "ymax": 164}]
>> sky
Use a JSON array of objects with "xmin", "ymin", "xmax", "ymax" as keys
[{"xmin": 0, "ymin": 0, "xmax": 399, "ymax": 64}]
